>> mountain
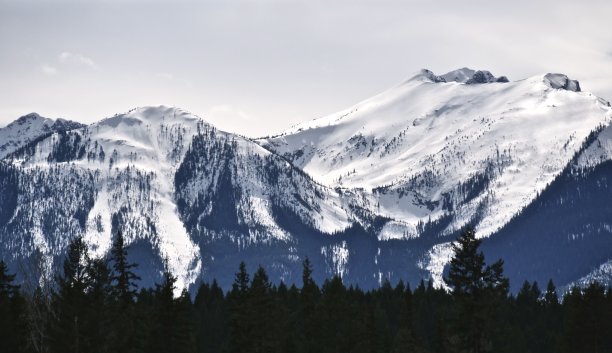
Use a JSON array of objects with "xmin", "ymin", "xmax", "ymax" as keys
[
  {"xmin": 0, "ymin": 113, "xmax": 84, "ymax": 158},
  {"xmin": 0, "ymin": 106, "xmax": 395, "ymax": 291},
  {"xmin": 258, "ymin": 68, "xmax": 612, "ymax": 287},
  {"xmin": 1, "ymin": 68, "xmax": 612, "ymax": 293}
]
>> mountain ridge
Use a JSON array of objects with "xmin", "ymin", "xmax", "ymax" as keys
[{"xmin": 1, "ymin": 68, "xmax": 612, "ymax": 292}]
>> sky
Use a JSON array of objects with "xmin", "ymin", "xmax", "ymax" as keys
[{"xmin": 1, "ymin": 0, "xmax": 611, "ymax": 137}]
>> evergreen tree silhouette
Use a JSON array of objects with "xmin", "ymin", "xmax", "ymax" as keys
[
  {"xmin": 445, "ymin": 227, "xmax": 509, "ymax": 353},
  {"xmin": 0, "ymin": 260, "xmax": 27, "ymax": 352},
  {"xmin": 50, "ymin": 236, "xmax": 92, "ymax": 353}
]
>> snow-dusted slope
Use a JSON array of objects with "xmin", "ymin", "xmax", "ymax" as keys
[
  {"xmin": 0, "ymin": 106, "xmax": 369, "ymax": 291},
  {"xmin": 0, "ymin": 113, "xmax": 83, "ymax": 158},
  {"xmin": 260, "ymin": 68, "xmax": 612, "ymax": 240},
  {"xmin": 4, "ymin": 107, "xmax": 206, "ymax": 290}
]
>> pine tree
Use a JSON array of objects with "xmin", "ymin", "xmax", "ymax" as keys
[
  {"xmin": 444, "ymin": 227, "xmax": 509, "ymax": 353},
  {"xmin": 541, "ymin": 279, "xmax": 561, "ymax": 353},
  {"xmin": 107, "ymin": 231, "xmax": 140, "ymax": 353},
  {"xmin": 0, "ymin": 260, "xmax": 27, "ymax": 353},
  {"xmin": 147, "ymin": 258, "xmax": 195, "ymax": 353},
  {"xmin": 248, "ymin": 266, "xmax": 277, "ymax": 353},
  {"xmin": 543, "ymin": 279, "xmax": 559, "ymax": 307},
  {"xmin": 0, "ymin": 260, "xmax": 19, "ymax": 297},
  {"xmin": 194, "ymin": 280, "xmax": 227, "ymax": 353},
  {"xmin": 300, "ymin": 257, "xmax": 320, "ymax": 353},
  {"xmin": 227, "ymin": 262, "xmax": 251, "ymax": 353},
  {"xmin": 109, "ymin": 231, "xmax": 140, "ymax": 304},
  {"xmin": 50, "ymin": 236, "xmax": 92, "ymax": 353},
  {"xmin": 232, "ymin": 261, "xmax": 250, "ymax": 295},
  {"xmin": 174, "ymin": 289, "xmax": 197, "ymax": 353},
  {"xmin": 85, "ymin": 258, "xmax": 112, "ymax": 353}
]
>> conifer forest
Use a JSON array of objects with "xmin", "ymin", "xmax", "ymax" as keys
[{"xmin": 0, "ymin": 229, "xmax": 611, "ymax": 353}]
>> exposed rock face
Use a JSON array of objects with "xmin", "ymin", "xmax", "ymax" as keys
[
  {"xmin": 544, "ymin": 73, "xmax": 581, "ymax": 92},
  {"xmin": 465, "ymin": 70, "xmax": 509, "ymax": 84},
  {"xmin": 410, "ymin": 69, "xmax": 447, "ymax": 83}
]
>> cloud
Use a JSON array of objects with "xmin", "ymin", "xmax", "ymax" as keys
[
  {"xmin": 208, "ymin": 105, "xmax": 254, "ymax": 122},
  {"xmin": 40, "ymin": 64, "xmax": 58, "ymax": 76},
  {"xmin": 58, "ymin": 52, "xmax": 99, "ymax": 70}
]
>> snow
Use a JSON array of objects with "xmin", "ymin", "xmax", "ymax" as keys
[
  {"xmin": 563, "ymin": 260, "xmax": 612, "ymax": 292},
  {"xmin": 15, "ymin": 106, "xmax": 204, "ymax": 294},
  {"xmin": 4, "ymin": 105, "xmax": 364, "ymax": 289},
  {"xmin": 378, "ymin": 220, "xmax": 417, "ymax": 240},
  {"xmin": 260, "ymin": 70, "xmax": 612, "ymax": 240},
  {"xmin": 321, "ymin": 241, "xmax": 349, "ymax": 278},
  {"xmin": 4, "ymin": 68, "xmax": 612, "ymax": 289},
  {"xmin": 419, "ymin": 242, "xmax": 454, "ymax": 290},
  {"xmin": 260, "ymin": 69, "xmax": 612, "ymax": 274},
  {"xmin": 0, "ymin": 113, "xmax": 57, "ymax": 158}
]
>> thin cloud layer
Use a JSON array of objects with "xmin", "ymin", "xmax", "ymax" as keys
[
  {"xmin": 0, "ymin": 0, "xmax": 611, "ymax": 137},
  {"xmin": 58, "ymin": 52, "xmax": 99, "ymax": 70}
]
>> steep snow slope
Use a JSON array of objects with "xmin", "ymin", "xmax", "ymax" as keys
[
  {"xmin": 5, "ymin": 107, "xmax": 205, "ymax": 290},
  {"xmin": 1, "ymin": 106, "xmax": 370, "ymax": 291},
  {"xmin": 260, "ymin": 68, "xmax": 612, "ymax": 241},
  {"xmin": 0, "ymin": 113, "xmax": 84, "ymax": 158}
]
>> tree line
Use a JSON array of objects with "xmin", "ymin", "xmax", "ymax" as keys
[{"xmin": 1, "ymin": 228, "xmax": 611, "ymax": 353}]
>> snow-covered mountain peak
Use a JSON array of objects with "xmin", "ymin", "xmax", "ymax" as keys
[
  {"xmin": 407, "ymin": 69, "xmax": 447, "ymax": 83},
  {"xmin": 260, "ymin": 69, "xmax": 612, "ymax": 241},
  {"xmin": 465, "ymin": 70, "xmax": 509, "ymax": 84},
  {"xmin": 98, "ymin": 105, "xmax": 203, "ymax": 128},
  {"xmin": 440, "ymin": 67, "xmax": 476, "ymax": 83},
  {"xmin": 0, "ymin": 113, "xmax": 85, "ymax": 159},
  {"xmin": 406, "ymin": 68, "xmax": 509, "ymax": 85},
  {"xmin": 6, "ymin": 112, "xmax": 52, "ymax": 129},
  {"xmin": 13, "ymin": 112, "xmax": 46, "ymax": 123}
]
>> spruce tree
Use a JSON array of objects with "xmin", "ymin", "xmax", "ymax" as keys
[
  {"xmin": 248, "ymin": 266, "xmax": 277, "ymax": 353},
  {"xmin": 542, "ymin": 279, "xmax": 561, "ymax": 353},
  {"xmin": 107, "ymin": 230, "xmax": 140, "ymax": 353},
  {"xmin": 85, "ymin": 258, "xmax": 112, "ymax": 353},
  {"xmin": 194, "ymin": 280, "xmax": 227, "ymax": 353},
  {"xmin": 543, "ymin": 279, "xmax": 559, "ymax": 307},
  {"xmin": 147, "ymin": 258, "xmax": 195, "ymax": 353},
  {"xmin": 50, "ymin": 236, "xmax": 92, "ymax": 353},
  {"xmin": 227, "ymin": 262, "xmax": 254, "ymax": 353},
  {"xmin": 109, "ymin": 230, "xmax": 140, "ymax": 304},
  {"xmin": 300, "ymin": 257, "xmax": 320, "ymax": 353},
  {"xmin": 0, "ymin": 260, "xmax": 27, "ymax": 353},
  {"xmin": 0, "ymin": 260, "xmax": 19, "ymax": 296},
  {"xmin": 444, "ymin": 227, "xmax": 509, "ymax": 353}
]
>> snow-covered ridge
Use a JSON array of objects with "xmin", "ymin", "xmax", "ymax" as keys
[
  {"xmin": 259, "ymin": 68, "xmax": 612, "ymax": 241},
  {"xmin": 1, "ymin": 105, "xmax": 365, "ymax": 292},
  {"xmin": 8, "ymin": 106, "xmax": 206, "ymax": 292},
  {"xmin": 0, "ymin": 112, "xmax": 84, "ymax": 159},
  {"xmin": 408, "ymin": 67, "xmax": 508, "ymax": 84},
  {"xmin": 2, "ymin": 68, "xmax": 612, "ymax": 293}
]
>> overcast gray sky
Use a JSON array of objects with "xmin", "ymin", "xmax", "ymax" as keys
[{"xmin": 1, "ymin": 0, "xmax": 611, "ymax": 137}]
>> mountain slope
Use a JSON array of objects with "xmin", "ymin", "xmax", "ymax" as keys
[
  {"xmin": 2, "ymin": 68, "xmax": 612, "ymax": 292},
  {"xmin": 0, "ymin": 113, "xmax": 84, "ymax": 159},
  {"xmin": 0, "ymin": 106, "xmax": 391, "ymax": 291},
  {"xmin": 259, "ymin": 69, "xmax": 612, "ymax": 241},
  {"xmin": 482, "ymin": 125, "xmax": 612, "ymax": 290}
]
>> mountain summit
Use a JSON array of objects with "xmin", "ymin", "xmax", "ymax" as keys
[
  {"xmin": 0, "ymin": 113, "xmax": 84, "ymax": 159},
  {"xmin": 1, "ymin": 70, "xmax": 611, "ymax": 292}
]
